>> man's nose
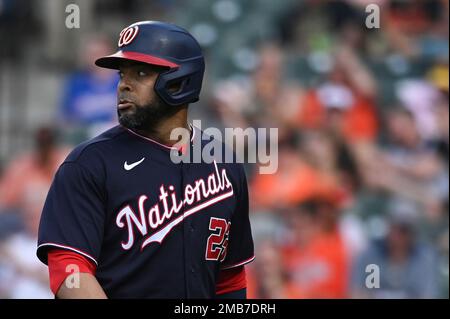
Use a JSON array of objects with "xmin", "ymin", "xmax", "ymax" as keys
[{"xmin": 118, "ymin": 76, "xmax": 133, "ymax": 92}]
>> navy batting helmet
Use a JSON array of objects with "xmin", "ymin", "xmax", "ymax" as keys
[{"xmin": 95, "ymin": 21, "xmax": 205, "ymax": 106}]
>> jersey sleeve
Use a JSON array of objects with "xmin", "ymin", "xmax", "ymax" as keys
[
  {"xmin": 221, "ymin": 165, "xmax": 255, "ymax": 269},
  {"xmin": 37, "ymin": 161, "xmax": 106, "ymax": 266}
]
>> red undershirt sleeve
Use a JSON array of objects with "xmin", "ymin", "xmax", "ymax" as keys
[
  {"xmin": 47, "ymin": 249, "xmax": 97, "ymax": 295},
  {"xmin": 215, "ymin": 265, "xmax": 247, "ymax": 295}
]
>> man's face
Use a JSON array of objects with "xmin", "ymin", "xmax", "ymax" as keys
[{"xmin": 117, "ymin": 60, "xmax": 175, "ymax": 131}]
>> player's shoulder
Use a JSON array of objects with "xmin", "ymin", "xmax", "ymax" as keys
[
  {"xmin": 64, "ymin": 125, "xmax": 126, "ymax": 165},
  {"xmin": 195, "ymin": 126, "xmax": 246, "ymax": 176}
]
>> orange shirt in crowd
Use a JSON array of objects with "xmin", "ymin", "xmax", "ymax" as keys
[
  {"xmin": 281, "ymin": 231, "xmax": 349, "ymax": 299},
  {"xmin": 0, "ymin": 149, "xmax": 69, "ymax": 233},
  {"xmin": 298, "ymin": 90, "xmax": 378, "ymax": 143},
  {"xmin": 250, "ymin": 156, "xmax": 345, "ymax": 210}
]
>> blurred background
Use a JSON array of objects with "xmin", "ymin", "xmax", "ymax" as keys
[{"xmin": 0, "ymin": 0, "xmax": 448, "ymax": 299}]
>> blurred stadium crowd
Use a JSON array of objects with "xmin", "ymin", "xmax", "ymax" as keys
[{"xmin": 0, "ymin": 0, "xmax": 448, "ymax": 298}]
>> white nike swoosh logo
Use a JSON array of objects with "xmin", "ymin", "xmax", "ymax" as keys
[{"xmin": 124, "ymin": 157, "xmax": 145, "ymax": 171}]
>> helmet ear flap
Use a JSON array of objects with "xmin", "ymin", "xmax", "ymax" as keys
[{"xmin": 154, "ymin": 57, "xmax": 204, "ymax": 106}]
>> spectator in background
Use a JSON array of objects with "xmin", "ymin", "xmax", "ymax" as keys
[
  {"xmin": 58, "ymin": 34, "xmax": 118, "ymax": 142},
  {"xmin": 394, "ymin": 70, "xmax": 446, "ymax": 143},
  {"xmin": 243, "ymin": 200, "xmax": 353, "ymax": 300},
  {"xmin": 427, "ymin": 61, "xmax": 449, "ymax": 161},
  {"xmin": 384, "ymin": 0, "xmax": 448, "ymax": 60},
  {"xmin": 213, "ymin": 43, "xmax": 300, "ymax": 142},
  {"xmin": 433, "ymin": 93, "xmax": 449, "ymax": 162},
  {"xmin": 0, "ymin": 220, "xmax": 53, "ymax": 298},
  {"xmin": 296, "ymin": 46, "xmax": 378, "ymax": 144},
  {"xmin": 247, "ymin": 240, "xmax": 293, "ymax": 299},
  {"xmin": 0, "ymin": 126, "xmax": 68, "ymax": 298},
  {"xmin": 250, "ymin": 130, "xmax": 352, "ymax": 212},
  {"xmin": 0, "ymin": 126, "xmax": 69, "ymax": 230},
  {"xmin": 280, "ymin": 199, "xmax": 349, "ymax": 298},
  {"xmin": 361, "ymin": 107, "xmax": 446, "ymax": 222},
  {"xmin": 351, "ymin": 204, "xmax": 440, "ymax": 298}
]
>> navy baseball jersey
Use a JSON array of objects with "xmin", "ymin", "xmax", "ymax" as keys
[{"xmin": 36, "ymin": 125, "xmax": 254, "ymax": 298}]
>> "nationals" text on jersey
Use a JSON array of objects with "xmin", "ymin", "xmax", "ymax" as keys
[{"xmin": 115, "ymin": 161, "xmax": 234, "ymax": 250}]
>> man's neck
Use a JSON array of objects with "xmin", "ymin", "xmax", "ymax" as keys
[{"xmin": 134, "ymin": 108, "xmax": 190, "ymax": 147}]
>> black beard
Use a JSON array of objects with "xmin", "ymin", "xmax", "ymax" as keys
[{"xmin": 118, "ymin": 97, "xmax": 177, "ymax": 132}]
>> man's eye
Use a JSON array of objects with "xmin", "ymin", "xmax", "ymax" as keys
[
  {"xmin": 118, "ymin": 71, "xmax": 124, "ymax": 78},
  {"xmin": 138, "ymin": 71, "xmax": 147, "ymax": 77}
]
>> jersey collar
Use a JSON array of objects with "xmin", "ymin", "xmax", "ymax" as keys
[{"xmin": 122, "ymin": 123, "xmax": 195, "ymax": 154}]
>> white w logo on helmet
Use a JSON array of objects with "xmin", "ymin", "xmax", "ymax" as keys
[{"xmin": 118, "ymin": 26, "xmax": 139, "ymax": 47}]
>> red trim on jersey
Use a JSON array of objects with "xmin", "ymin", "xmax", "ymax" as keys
[
  {"xmin": 38, "ymin": 242, "xmax": 98, "ymax": 265},
  {"xmin": 215, "ymin": 266, "xmax": 247, "ymax": 295},
  {"xmin": 47, "ymin": 249, "xmax": 97, "ymax": 295},
  {"xmin": 124, "ymin": 123, "xmax": 195, "ymax": 152}
]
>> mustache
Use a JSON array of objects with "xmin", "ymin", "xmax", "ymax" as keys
[{"xmin": 118, "ymin": 95, "xmax": 137, "ymax": 104}]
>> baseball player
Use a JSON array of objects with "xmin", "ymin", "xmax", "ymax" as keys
[{"xmin": 36, "ymin": 21, "xmax": 255, "ymax": 298}]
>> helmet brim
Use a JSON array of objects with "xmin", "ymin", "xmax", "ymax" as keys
[{"xmin": 95, "ymin": 51, "xmax": 179, "ymax": 70}]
